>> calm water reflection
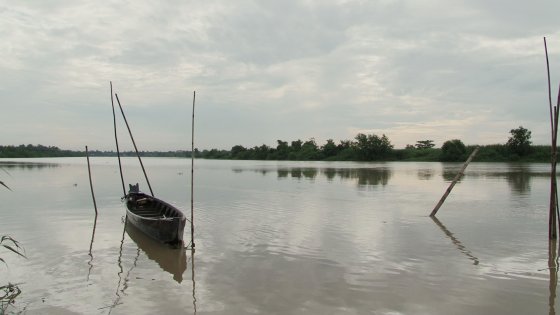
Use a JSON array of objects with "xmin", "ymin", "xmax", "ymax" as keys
[
  {"xmin": 237, "ymin": 165, "xmax": 393, "ymax": 187},
  {"xmin": 0, "ymin": 158, "xmax": 557, "ymax": 314}
]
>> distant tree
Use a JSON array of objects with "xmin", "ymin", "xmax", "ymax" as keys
[
  {"xmin": 507, "ymin": 126, "xmax": 532, "ymax": 156},
  {"xmin": 405, "ymin": 144, "xmax": 415, "ymax": 150},
  {"xmin": 415, "ymin": 140, "xmax": 435, "ymax": 149},
  {"xmin": 300, "ymin": 138, "xmax": 321, "ymax": 160},
  {"xmin": 276, "ymin": 140, "xmax": 290, "ymax": 160},
  {"xmin": 321, "ymin": 139, "xmax": 338, "ymax": 158},
  {"xmin": 441, "ymin": 139, "xmax": 467, "ymax": 161},
  {"xmin": 354, "ymin": 133, "xmax": 394, "ymax": 160},
  {"xmin": 230, "ymin": 145, "xmax": 247, "ymax": 159},
  {"xmin": 253, "ymin": 144, "xmax": 271, "ymax": 160},
  {"xmin": 290, "ymin": 140, "xmax": 303, "ymax": 152}
]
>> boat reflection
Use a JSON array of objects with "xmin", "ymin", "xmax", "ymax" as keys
[
  {"xmin": 125, "ymin": 223, "xmax": 187, "ymax": 283},
  {"xmin": 431, "ymin": 216, "xmax": 479, "ymax": 265}
]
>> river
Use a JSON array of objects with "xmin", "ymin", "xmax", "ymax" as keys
[{"xmin": 0, "ymin": 157, "xmax": 556, "ymax": 314}]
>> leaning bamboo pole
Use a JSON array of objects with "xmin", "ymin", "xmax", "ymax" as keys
[
  {"xmin": 114, "ymin": 93, "xmax": 155, "ymax": 197},
  {"xmin": 85, "ymin": 145, "xmax": 98, "ymax": 216},
  {"xmin": 110, "ymin": 82, "xmax": 126, "ymax": 197},
  {"xmin": 430, "ymin": 147, "xmax": 479, "ymax": 217},
  {"xmin": 545, "ymin": 37, "xmax": 560, "ymax": 240}
]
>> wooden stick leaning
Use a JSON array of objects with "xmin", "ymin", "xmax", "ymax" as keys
[
  {"xmin": 430, "ymin": 147, "xmax": 479, "ymax": 217},
  {"xmin": 85, "ymin": 145, "xmax": 98, "ymax": 216},
  {"xmin": 110, "ymin": 82, "xmax": 126, "ymax": 197},
  {"xmin": 545, "ymin": 37, "xmax": 560, "ymax": 239},
  {"xmin": 114, "ymin": 93, "xmax": 155, "ymax": 197}
]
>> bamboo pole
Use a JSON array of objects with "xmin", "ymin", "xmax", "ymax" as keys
[
  {"xmin": 111, "ymin": 82, "xmax": 126, "ymax": 197},
  {"xmin": 430, "ymin": 147, "xmax": 479, "ymax": 217},
  {"xmin": 545, "ymin": 37, "xmax": 560, "ymax": 240},
  {"xmin": 114, "ymin": 93, "xmax": 155, "ymax": 197},
  {"xmin": 85, "ymin": 145, "xmax": 98, "ymax": 215},
  {"xmin": 190, "ymin": 91, "xmax": 196, "ymax": 249}
]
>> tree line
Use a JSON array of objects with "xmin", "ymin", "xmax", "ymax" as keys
[
  {"xmin": 0, "ymin": 126, "xmax": 550, "ymax": 162},
  {"xmin": 200, "ymin": 126, "xmax": 546, "ymax": 162}
]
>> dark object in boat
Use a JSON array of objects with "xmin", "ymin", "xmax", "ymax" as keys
[
  {"xmin": 124, "ymin": 185, "xmax": 187, "ymax": 248},
  {"xmin": 126, "ymin": 222, "xmax": 187, "ymax": 283}
]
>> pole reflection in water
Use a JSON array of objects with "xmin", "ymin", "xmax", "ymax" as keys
[
  {"xmin": 431, "ymin": 216, "xmax": 479, "ymax": 265},
  {"xmin": 191, "ymin": 248, "xmax": 197, "ymax": 314},
  {"xmin": 100, "ymin": 219, "xmax": 136, "ymax": 314},
  {"xmin": 87, "ymin": 214, "xmax": 98, "ymax": 281},
  {"xmin": 550, "ymin": 240, "xmax": 559, "ymax": 315},
  {"xmin": 125, "ymin": 223, "xmax": 187, "ymax": 283}
]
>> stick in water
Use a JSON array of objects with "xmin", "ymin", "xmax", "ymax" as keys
[
  {"xmin": 430, "ymin": 147, "xmax": 479, "ymax": 217},
  {"xmin": 111, "ymin": 82, "xmax": 126, "ymax": 197},
  {"xmin": 85, "ymin": 145, "xmax": 98, "ymax": 215},
  {"xmin": 114, "ymin": 93, "xmax": 155, "ymax": 197},
  {"xmin": 190, "ymin": 91, "xmax": 196, "ymax": 249}
]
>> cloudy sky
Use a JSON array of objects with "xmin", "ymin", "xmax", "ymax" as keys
[{"xmin": 1, "ymin": 0, "xmax": 560, "ymax": 151}]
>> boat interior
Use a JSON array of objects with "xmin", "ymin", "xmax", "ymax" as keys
[{"xmin": 127, "ymin": 195, "xmax": 181, "ymax": 219}]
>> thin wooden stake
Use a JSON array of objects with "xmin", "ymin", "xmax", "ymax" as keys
[
  {"xmin": 190, "ymin": 91, "xmax": 196, "ymax": 249},
  {"xmin": 430, "ymin": 147, "xmax": 479, "ymax": 217},
  {"xmin": 545, "ymin": 38, "xmax": 560, "ymax": 240},
  {"xmin": 85, "ymin": 145, "xmax": 98, "ymax": 216},
  {"xmin": 111, "ymin": 82, "xmax": 126, "ymax": 197},
  {"xmin": 545, "ymin": 38, "xmax": 554, "ymax": 140},
  {"xmin": 114, "ymin": 93, "xmax": 155, "ymax": 197}
]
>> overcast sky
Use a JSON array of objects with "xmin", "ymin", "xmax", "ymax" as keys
[{"xmin": 2, "ymin": 0, "xmax": 560, "ymax": 151}]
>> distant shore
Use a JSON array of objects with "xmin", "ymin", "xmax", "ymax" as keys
[{"xmin": 0, "ymin": 144, "xmax": 552, "ymax": 163}]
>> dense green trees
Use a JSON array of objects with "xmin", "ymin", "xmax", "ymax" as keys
[
  {"xmin": 415, "ymin": 140, "xmax": 435, "ymax": 149},
  {"xmin": 507, "ymin": 126, "xmax": 532, "ymax": 156},
  {"xmin": 354, "ymin": 133, "xmax": 393, "ymax": 161},
  {"xmin": 0, "ymin": 145, "xmax": 81, "ymax": 158},
  {"xmin": 228, "ymin": 133, "xmax": 395, "ymax": 161},
  {"xmin": 441, "ymin": 139, "xmax": 467, "ymax": 161},
  {"xmin": 0, "ymin": 126, "xmax": 551, "ymax": 162}
]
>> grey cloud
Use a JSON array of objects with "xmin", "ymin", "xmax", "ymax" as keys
[{"xmin": 1, "ymin": 0, "xmax": 560, "ymax": 150}]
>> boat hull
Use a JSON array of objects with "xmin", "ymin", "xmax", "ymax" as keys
[{"xmin": 124, "ymin": 193, "xmax": 186, "ymax": 247}]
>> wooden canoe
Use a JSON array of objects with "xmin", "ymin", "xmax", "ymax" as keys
[{"xmin": 124, "ymin": 192, "xmax": 186, "ymax": 248}]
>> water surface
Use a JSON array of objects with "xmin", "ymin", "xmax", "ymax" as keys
[{"xmin": 0, "ymin": 158, "xmax": 556, "ymax": 314}]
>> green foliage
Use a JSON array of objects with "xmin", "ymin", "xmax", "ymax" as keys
[
  {"xmin": 441, "ymin": 139, "xmax": 467, "ymax": 161},
  {"xmin": 321, "ymin": 139, "xmax": 338, "ymax": 158},
  {"xmin": 396, "ymin": 148, "xmax": 441, "ymax": 161},
  {"xmin": 353, "ymin": 133, "xmax": 394, "ymax": 161},
  {"xmin": 0, "ymin": 236, "xmax": 25, "ymax": 313},
  {"xmin": 0, "ymin": 236, "xmax": 26, "ymax": 263},
  {"xmin": 1, "ymin": 283, "xmax": 21, "ymax": 313},
  {"xmin": 507, "ymin": 126, "xmax": 532, "ymax": 156},
  {"xmin": 0, "ymin": 144, "xmax": 81, "ymax": 158},
  {"xmin": 415, "ymin": 140, "xmax": 435, "ymax": 149},
  {"xmin": 0, "ymin": 125, "xmax": 552, "ymax": 162},
  {"xmin": 473, "ymin": 144, "xmax": 509, "ymax": 162}
]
